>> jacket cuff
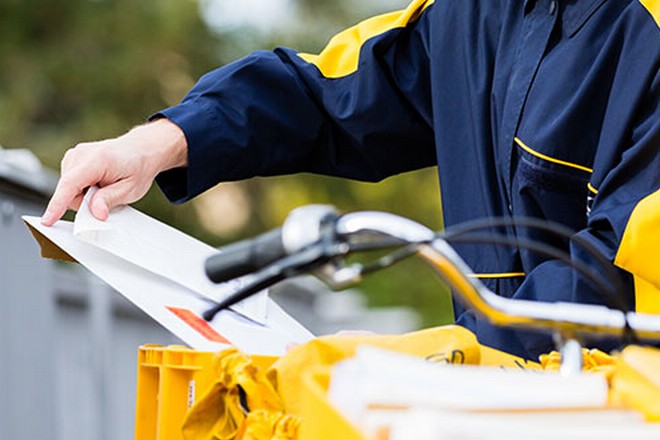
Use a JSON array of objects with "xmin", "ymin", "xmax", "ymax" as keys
[{"xmin": 150, "ymin": 100, "xmax": 221, "ymax": 204}]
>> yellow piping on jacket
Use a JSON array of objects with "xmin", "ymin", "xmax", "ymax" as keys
[
  {"xmin": 514, "ymin": 137, "xmax": 593, "ymax": 173},
  {"xmin": 297, "ymin": 0, "xmax": 434, "ymax": 79},
  {"xmin": 468, "ymin": 272, "xmax": 526, "ymax": 279}
]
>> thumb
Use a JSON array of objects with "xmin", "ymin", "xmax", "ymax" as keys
[{"xmin": 90, "ymin": 184, "xmax": 130, "ymax": 221}]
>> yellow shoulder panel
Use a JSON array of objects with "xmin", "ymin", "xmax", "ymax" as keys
[
  {"xmin": 640, "ymin": 0, "xmax": 660, "ymax": 28},
  {"xmin": 297, "ymin": 0, "xmax": 434, "ymax": 79},
  {"xmin": 614, "ymin": 188, "xmax": 660, "ymax": 313}
]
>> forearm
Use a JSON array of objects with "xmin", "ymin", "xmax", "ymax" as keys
[{"xmin": 130, "ymin": 118, "xmax": 189, "ymax": 172}]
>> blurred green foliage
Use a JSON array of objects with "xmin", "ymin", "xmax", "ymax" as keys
[{"xmin": 0, "ymin": 0, "xmax": 453, "ymax": 327}]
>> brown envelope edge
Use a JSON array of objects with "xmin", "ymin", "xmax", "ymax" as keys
[{"xmin": 23, "ymin": 220, "xmax": 78, "ymax": 264}]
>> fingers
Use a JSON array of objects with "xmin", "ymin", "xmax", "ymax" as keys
[
  {"xmin": 42, "ymin": 178, "xmax": 144, "ymax": 225},
  {"xmin": 41, "ymin": 176, "xmax": 87, "ymax": 226},
  {"xmin": 89, "ymin": 191, "xmax": 110, "ymax": 221},
  {"xmin": 90, "ymin": 181, "xmax": 142, "ymax": 221},
  {"xmin": 41, "ymin": 120, "xmax": 186, "ymax": 226},
  {"xmin": 41, "ymin": 144, "xmax": 107, "ymax": 225}
]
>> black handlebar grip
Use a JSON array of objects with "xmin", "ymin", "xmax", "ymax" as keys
[{"xmin": 205, "ymin": 228, "xmax": 286, "ymax": 283}]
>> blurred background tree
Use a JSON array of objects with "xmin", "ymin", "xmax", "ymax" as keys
[{"xmin": 0, "ymin": 0, "xmax": 452, "ymax": 326}]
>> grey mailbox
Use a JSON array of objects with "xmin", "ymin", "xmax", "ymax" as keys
[{"xmin": 0, "ymin": 147, "xmax": 174, "ymax": 440}]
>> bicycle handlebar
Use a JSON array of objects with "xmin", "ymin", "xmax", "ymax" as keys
[
  {"xmin": 205, "ymin": 205, "xmax": 340, "ymax": 283},
  {"xmin": 205, "ymin": 228, "xmax": 285, "ymax": 283},
  {"xmin": 204, "ymin": 205, "xmax": 660, "ymax": 349}
]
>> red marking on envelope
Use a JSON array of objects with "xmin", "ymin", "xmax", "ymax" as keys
[{"xmin": 166, "ymin": 306, "xmax": 231, "ymax": 344}]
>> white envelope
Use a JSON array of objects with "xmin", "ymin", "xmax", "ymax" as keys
[
  {"xmin": 74, "ymin": 187, "xmax": 267, "ymax": 323},
  {"xmin": 23, "ymin": 190, "xmax": 314, "ymax": 355}
]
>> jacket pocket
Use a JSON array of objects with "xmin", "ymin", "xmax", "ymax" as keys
[{"xmin": 511, "ymin": 137, "xmax": 591, "ymax": 247}]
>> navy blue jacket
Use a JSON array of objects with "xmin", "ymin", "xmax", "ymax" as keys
[{"xmin": 156, "ymin": 0, "xmax": 660, "ymax": 359}]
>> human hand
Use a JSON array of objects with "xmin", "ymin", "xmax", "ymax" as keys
[{"xmin": 41, "ymin": 118, "xmax": 188, "ymax": 225}]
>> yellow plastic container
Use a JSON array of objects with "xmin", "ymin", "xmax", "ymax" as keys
[
  {"xmin": 298, "ymin": 366, "xmax": 365, "ymax": 440},
  {"xmin": 134, "ymin": 344, "xmax": 216, "ymax": 440},
  {"xmin": 134, "ymin": 344, "xmax": 279, "ymax": 440}
]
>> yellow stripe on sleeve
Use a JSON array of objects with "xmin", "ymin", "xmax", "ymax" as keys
[
  {"xmin": 514, "ymin": 137, "xmax": 593, "ymax": 173},
  {"xmin": 297, "ymin": 0, "xmax": 434, "ymax": 79},
  {"xmin": 639, "ymin": 0, "xmax": 660, "ymax": 29},
  {"xmin": 614, "ymin": 188, "xmax": 660, "ymax": 313}
]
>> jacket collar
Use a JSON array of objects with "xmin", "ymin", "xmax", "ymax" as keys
[
  {"xmin": 562, "ymin": 0, "xmax": 607, "ymax": 37},
  {"xmin": 523, "ymin": 0, "xmax": 607, "ymax": 37}
]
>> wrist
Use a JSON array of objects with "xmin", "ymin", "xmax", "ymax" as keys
[{"xmin": 130, "ymin": 118, "xmax": 189, "ymax": 173}]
